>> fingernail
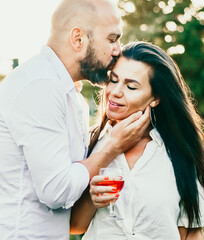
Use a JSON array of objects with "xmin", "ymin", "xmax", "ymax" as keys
[
  {"xmin": 104, "ymin": 176, "xmax": 109, "ymax": 180},
  {"xmin": 112, "ymin": 187, "xmax": 117, "ymax": 191},
  {"xmin": 119, "ymin": 176, "xmax": 123, "ymax": 180},
  {"xmin": 136, "ymin": 111, "xmax": 142, "ymax": 115},
  {"xmin": 115, "ymin": 193, "xmax": 119, "ymax": 197},
  {"xmin": 134, "ymin": 111, "xmax": 142, "ymax": 118}
]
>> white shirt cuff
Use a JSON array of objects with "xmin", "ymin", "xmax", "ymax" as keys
[{"xmin": 63, "ymin": 162, "xmax": 89, "ymax": 209}]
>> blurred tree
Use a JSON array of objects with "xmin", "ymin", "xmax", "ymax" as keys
[
  {"xmin": 0, "ymin": 75, "xmax": 5, "ymax": 82},
  {"xmin": 118, "ymin": 0, "xmax": 204, "ymax": 116},
  {"xmin": 81, "ymin": 80, "xmax": 102, "ymax": 125}
]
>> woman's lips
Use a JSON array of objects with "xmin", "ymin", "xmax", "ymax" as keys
[{"xmin": 108, "ymin": 100, "xmax": 124, "ymax": 108}]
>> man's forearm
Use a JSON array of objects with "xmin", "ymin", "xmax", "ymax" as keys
[{"xmin": 80, "ymin": 140, "xmax": 119, "ymax": 179}]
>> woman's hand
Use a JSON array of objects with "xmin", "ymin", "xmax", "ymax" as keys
[{"xmin": 90, "ymin": 175, "xmax": 120, "ymax": 208}]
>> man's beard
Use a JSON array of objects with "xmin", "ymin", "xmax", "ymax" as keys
[{"xmin": 79, "ymin": 43, "xmax": 117, "ymax": 85}]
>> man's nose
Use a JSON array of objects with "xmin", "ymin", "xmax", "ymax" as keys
[{"xmin": 112, "ymin": 40, "xmax": 121, "ymax": 57}]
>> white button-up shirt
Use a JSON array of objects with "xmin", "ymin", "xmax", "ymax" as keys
[
  {"xmin": 0, "ymin": 46, "xmax": 90, "ymax": 240},
  {"xmin": 83, "ymin": 122, "xmax": 204, "ymax": 240}
]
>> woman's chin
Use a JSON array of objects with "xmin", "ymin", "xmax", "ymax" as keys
[
  {"xmin": 107, "ymin": 113, "xmax": 137, "ymax": 123},
  {"xmin": 107, "ymin": 114, "xmax": 125, "ymax": 122}
]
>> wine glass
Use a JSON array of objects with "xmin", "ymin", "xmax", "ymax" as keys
[{"xmin": 98, "ymin": 167, "xmax": 124, "ymax": 220}]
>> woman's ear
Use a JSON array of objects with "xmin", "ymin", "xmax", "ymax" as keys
[
  {"xmin": 150, "ymin": 98, "xmax": 160, "ymax": 108},
  {"xmin": 69, "ymin": 27, "xmax": 84, "ymax": 51}
]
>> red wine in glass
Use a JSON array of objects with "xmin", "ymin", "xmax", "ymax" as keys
[
  {"xmin": 97, "ymin": 180, "xmax": 124, "ymax": 193},
  {"xmin": 99, "ymin": 168, "xmax": 124, "ymax": 220}
]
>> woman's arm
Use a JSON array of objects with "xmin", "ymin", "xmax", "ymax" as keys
[
  {"xmin": 70, "ymin": 188, "xmax": 96, "ymax": 234},
  {"xmin": 179, "ymin": 227, "xmax": 204, "ymax": 240},
  {"xmin": 70, "ymin": 175, "xmax": 119, "ymax": 234}
]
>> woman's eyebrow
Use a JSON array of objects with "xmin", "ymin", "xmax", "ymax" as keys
[
  {"xmin": 111, "ymin": 71, "xmax": 141, "ymax": 85},
  {"xmin": 125, "ymin": 79, "xmax": 141, "ymax": 85},
  {"xmin": 111, "ymin": 71, "xmax": 119, "ymax": 78},
  {"xmin": 111, "ymin": 70, "xmax": 141, "ymax": 85}
]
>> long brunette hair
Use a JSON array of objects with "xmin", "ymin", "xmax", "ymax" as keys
[{"xmin": 89, "ymin": 42, "xmax": 204, "ymax": 228}]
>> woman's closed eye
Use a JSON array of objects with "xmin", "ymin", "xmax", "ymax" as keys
[
  {"xmin": 127, "ymin": 85, "xmax": 137, "ymax": 90},
  {"xmin": 109, "ymin": 78, "xmax": 118, "ymax": 84},
  {"xmin": 109, "ymin": 77, "xmax": 138, "ymax": 90},
  {"xmin": 109, "ymin": 71, "xmax": 119, "ymax": 84}
]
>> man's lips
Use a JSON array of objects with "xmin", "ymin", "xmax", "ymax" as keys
[{"xmin": 108, "ymin": 56, "xmax": 118, "ymax": 70}]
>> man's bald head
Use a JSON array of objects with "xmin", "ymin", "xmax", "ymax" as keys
[
  {"xmin": 50, "ymin": 0, "xmax": 120, "ymax": 38},
  {"xmin": 50, "ymin": 0, "xmax": 97, "ymax": 38},
  {"xmin": 48, "ymin": 0, "xmax": 121, "ymax": 83}
]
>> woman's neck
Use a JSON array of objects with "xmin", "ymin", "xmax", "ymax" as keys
[{"xmin": 109, "ymin": 120, "xmax": 153, "ymax": 170}]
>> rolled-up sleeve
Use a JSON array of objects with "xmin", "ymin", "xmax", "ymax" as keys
[{"xmin": 5, "ymin": 78, "xmax": 89, "ymax": 209}]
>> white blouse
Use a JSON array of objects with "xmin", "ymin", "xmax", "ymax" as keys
[{"xmin": 82, "ymin": 122, "xmax": 204, "ymax": 240}]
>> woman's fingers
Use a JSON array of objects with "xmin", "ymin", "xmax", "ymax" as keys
[
  {"xmin": 92, "ymin": 193, "xmax": 119, "ymax": 208},
  {"xmin": 90, "ymin": 175, "xmax": 107, "ymax": 185},
  {"xmin": 90, "ymin": 175, "xmax": 120, "ymax": 208}
]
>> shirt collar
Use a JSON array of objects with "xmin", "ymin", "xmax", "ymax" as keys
[
  {"xmin": 149, "ymin": 128, "xmax": 163, "ymax": 147},
  {"xmin": 98, "ymin": 121, "xmax": 163, "ymax": 147},
  {"xmin": 98, "ymin": 121, "xmax": 113, "ymax": 140},
  {"xmin": 41, "ymin": 45, "xmax": 75, "ymax": 93}
]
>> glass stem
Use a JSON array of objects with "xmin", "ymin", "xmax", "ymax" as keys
[{"xmin": 109, "ymin": 202, "xmax": 115, "ymax": 216}]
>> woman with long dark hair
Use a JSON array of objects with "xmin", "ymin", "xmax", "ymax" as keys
[{"xmin": 70, "ymin": 42, "xmax": 204, "ymax": 239}]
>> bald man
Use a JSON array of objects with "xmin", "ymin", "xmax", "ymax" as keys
[{"xmin": 0, "ymin": 0, "xmax": 150, "ymax": 239}]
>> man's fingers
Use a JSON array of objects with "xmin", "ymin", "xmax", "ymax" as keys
[
  {"xmin": 116, "ymin": 111, "xmax": 143, "ymax": 128},
  {"xmin": 109, "ymin": 106, "xmax": 150, "ymax": 154},
  {"xmin": 126, "ymin": 106, "xmax": 150, "ymax": 132}
]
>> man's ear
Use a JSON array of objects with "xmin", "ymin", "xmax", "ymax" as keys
[
  {"xmin": 150, "ymin": 98, "xmax": 160, "ymax": 108},
  {"xmin": 69, "ymin": 27, "xmax": 84, "ymax": 51}
]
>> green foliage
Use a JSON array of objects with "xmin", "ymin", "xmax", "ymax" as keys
[
  {"xmin": 81, "ymin": 80, "xmax": 102, "ymax": 125},
  {"xmin": 81, "ymin": 80, "xmax": 101, "ymax": 105},
  {"xmin": 119, "ymin": 0, "xmax": 204, "ymax": 116},
  {"xmin": 69, "ymin": 234, "xmax": 82, "ymax": 240}
]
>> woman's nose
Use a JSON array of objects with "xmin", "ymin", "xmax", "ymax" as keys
[{"xmin": 111, "ymin": 84, "xmax": 123, "ymax": 97}]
